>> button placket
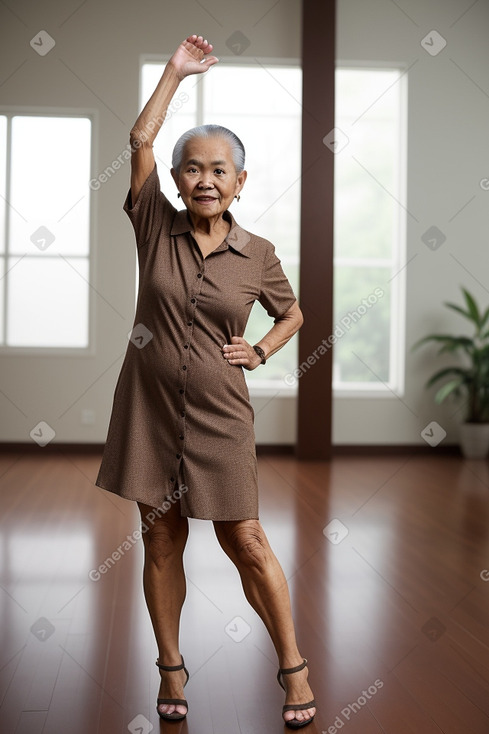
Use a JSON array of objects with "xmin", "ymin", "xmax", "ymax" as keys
[{"xmin": 174, "ymin": 262, "xmax": 205, "ymax": 478}]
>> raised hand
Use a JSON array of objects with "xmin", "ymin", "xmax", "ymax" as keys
[{"xmin": 170, "ymin": 35, "xmax": 219, "ymax": 80}]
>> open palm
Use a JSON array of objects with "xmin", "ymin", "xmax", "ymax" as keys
[{"xmin": 171, "ymin": 35, "xmax": 219, "ymax": 80}]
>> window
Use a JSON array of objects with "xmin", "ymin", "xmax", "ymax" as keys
[
  {"xmin": 333, "ymin": 68, "xmax": 406, "ymax": 394},
  {"xmin": 140, "ymin": 61, "xmax": 406, "ymax": 393},
  {"xmin": 0, "ymin": 113, "xmax": 92, "ymax": 349},
  {"xmin": 141, "ymin": 61, "xmax": 301, "ymax": 388}
]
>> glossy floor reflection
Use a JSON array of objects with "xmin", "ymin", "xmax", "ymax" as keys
[{"xmin": 0, "ymin": 451, "xmax": 489, "ymax": 733}]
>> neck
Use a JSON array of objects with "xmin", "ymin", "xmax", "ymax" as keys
[{"xmin": 188, "ymin": 212, "xmax": 230, "ymax": 237}]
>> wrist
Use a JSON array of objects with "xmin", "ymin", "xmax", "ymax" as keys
[
  {"xmin": 166, "ymin": 59, "xmax": 184, "ymax": 82},
  {"xmin": 252, "ymin": 345, "xmax": 267, "ymax": 365}
]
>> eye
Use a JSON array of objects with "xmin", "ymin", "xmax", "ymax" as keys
[
  {"xmin": 214, "ymin": 168, "xmax": 224, "ymax": 175},
  {"xmin": 187, "ymin": 167, "xmax": 198, "ymax": 173}
]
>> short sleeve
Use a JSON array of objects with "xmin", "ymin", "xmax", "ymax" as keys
[
  {"xmin": 258, "ymin": 244, "xmax": 297, "ymax": 321},
  {"xmin": 123, "ymin": 163, "xmax": 176, "ymax": 248}
]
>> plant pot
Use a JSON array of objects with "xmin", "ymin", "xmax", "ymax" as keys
[{"xmin": 459, "ymin": 422, "xmax": 489, "ymax": 459}]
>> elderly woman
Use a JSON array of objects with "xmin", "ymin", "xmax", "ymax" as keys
[{"xmin": 95, "ymin": 34, "xmax": 316, "ymax": 729}]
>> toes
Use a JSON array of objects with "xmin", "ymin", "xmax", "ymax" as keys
[
  {"xmin": 283, "ymin": 707, "xmax": 316, "ymax": 723},
  {"xmin": 158, "ymin": 703, "xmax": 187, "ymax": 717},
  {"xmin": 158, "ymin": 704, "xmax": 175, "ymax": 715}
]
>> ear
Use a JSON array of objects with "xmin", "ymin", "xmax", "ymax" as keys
[{"xmin": 235, "ymin": 169, "xmax": 247, "ymax": 196}]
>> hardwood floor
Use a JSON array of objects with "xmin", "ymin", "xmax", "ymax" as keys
[{"xmin": 0, "ymin": 450, "xmax": 488, "ymax": 733}]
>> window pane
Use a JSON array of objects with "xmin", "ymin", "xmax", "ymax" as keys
[
  {"xmin": 203, "ymin": 66, "xmax": 302, "ymax": 259},
  {"xmin": 334, "ymin": 68, "xmax": 404, "ymax": 389},
  {"xmin": 333, "ymin": 265, "xmax": 391, "ymax": 384},
  {"xmin": 0, "ymin": 115, "xmax": 6, "ymax": 255},
  {"xmin": 141, "ymin": 65, "xmax": 198, "ymax": 207},
  {"xmin": 10, "ymin": 116, "xmax": 91, "ymax": 257},
  {"xmin": 140, "ymin": 62, "xmax": 302, "ymax": 387},
  {"xmin": 7, "ymin": 256, "xmax": 89, "ymax": 347},
  {"xmin": 0, "ymin": 258, "xmax": 4, "ymax": 342},
  {"xmin": 204, "ymin": 66, "xmax": 302, "ymax": 386},
  {"xmin": 243, "ymin": 262, "xmax": 299, "ymax": 382},
  {"xmin": 335, "ymin": 69, "xmax": 402, "ymax": 261}
]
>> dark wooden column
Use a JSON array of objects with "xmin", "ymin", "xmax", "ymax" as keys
[{"xmin": 296, "ymin": 0, "xmax": 336, "ymax": 459}]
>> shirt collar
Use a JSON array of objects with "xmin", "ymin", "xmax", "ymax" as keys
[{"xmin": 171, "ymin": 208, "xmax": 252, "ymax": 258}]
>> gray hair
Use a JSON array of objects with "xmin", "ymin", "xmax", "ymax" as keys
[{"xmin": 171, "ymin": 124, "xmax": 245, "ymax": 174}]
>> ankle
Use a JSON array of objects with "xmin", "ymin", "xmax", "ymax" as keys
[
  {"xmin": 279, "ymin": 655, "xmax": 307, "ymax": 671},
  {"xmin": 157, "ymin": 651, "xmax": 183, "ymax": 668}
]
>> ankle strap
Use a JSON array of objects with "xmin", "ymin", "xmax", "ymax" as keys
[
  {"xmin": 279, "ymin": 657, "xmax": 307, "ymax": 676},
  {"xmin": 156, "ymin": 656, "xmax": 185, "ymax": 672}
]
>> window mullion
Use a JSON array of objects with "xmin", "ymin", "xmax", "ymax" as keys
[
  {"xmin": 196, "ymin": 76, "xmax": 204, "ymax": 126},
  {"xmin": 3, "ymin": 115, "xmax": 12, "ymax": 346}
]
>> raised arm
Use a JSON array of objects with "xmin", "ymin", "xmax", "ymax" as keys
[{"xmin": 129, "ymin": 35, "xmax": 218, "ymax": 203}]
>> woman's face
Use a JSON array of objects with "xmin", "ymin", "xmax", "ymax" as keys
[{"xmin": 172, "ymin": 136, "xmax": 246, "ymax": 222}]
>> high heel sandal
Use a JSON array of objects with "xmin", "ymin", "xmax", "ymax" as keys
[
  {"xmin": 277, "ymin": 657, "xmax": 316, "ymax": 730},
  {"xmin": 156, "ymin": 656, "xmax": 189, "ymax": 721}
]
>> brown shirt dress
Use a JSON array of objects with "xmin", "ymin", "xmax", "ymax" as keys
[{"xmin": 95, "ymin": 163, "xmax": 297, "ymax": 521}]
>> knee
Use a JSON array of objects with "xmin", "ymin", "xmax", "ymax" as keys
[
  {"xmin": 140, "ymin": 507, "xmax": 186, "ymax": 565},
  {"xmin": 224, "ymin": 521, "xmax": 269, "ymax": 571}
]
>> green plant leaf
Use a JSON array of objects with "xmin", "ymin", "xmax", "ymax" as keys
[
  {"xmin": 480, "ymin": 306, "xmax": 489, "ymax": 332},
  {"xmin": 477, "ymin": 343, "xmax": 489, "ymax": 357},
  {"xmin": 462, "ymin": 288, "xmax": 481, "ymax": 326},
  {"xmin": 415, "ymin": 287, "xmax": 489, "ymax": 421},
  {"xmin": 434, "ymin": 378, "xmax": 464, "ymax": 404},
  {"xmin": 445, "ymin": 302, "xmax": 474, "ymax": 324},
  {"xmin": 425, "ymin": 366, "xmax": 470, "ymax": 389},
  {"xmin": 413, "ymin": 334, "xmax": 473, "ymax": 350}
]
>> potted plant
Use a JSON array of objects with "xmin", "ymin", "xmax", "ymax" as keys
[{"xmin": 414, "ymin": 287, "xmax": 489, "ymax": 458}]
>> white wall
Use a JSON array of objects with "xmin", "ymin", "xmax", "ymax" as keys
[{"xmin": 1, "ymin": 0, "xmax": 488, "ymax": 447}]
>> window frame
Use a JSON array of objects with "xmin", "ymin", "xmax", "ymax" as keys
[
  {"xmin": 332, "ymin": 62, "xmax": 408, "ymax": 398},
  {"xmin": 0, "ymin": 106, "xmax": 97, "ymax": 357},
  {"xmin": 140, "ymin": 55, "xmax": 302, "ymax": 397}
]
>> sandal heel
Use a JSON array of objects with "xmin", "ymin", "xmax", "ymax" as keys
[
  {"xmin": 277, "ymin": 657, "xmax": 316, "ymax": 730},
  {"xmin": 156, "ymin": 655, "xmax": 189, "ymax": 721}
]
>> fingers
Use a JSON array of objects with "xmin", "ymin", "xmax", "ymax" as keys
[
  {"xmin": 222, "ymin": 344, "xmax": 247, "ymax": 364},
  {"xmin": 222, "ymin": 338, "xmax": 258, "ymax": 370},
  {"xmin": 202, "ymin": 56, "xmax": 219, "ymax": 68},
  {"xmin": 185, "ymin": 34, "xmax": 214, "ymax": 54}
]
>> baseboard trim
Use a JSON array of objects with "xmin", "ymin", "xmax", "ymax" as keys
[
  {"xmin": 0, "ymin": 442, "xmax": 462, "ymax": 457},
  {"xmin": 331, "ymin": 444, "xmax": 461, "ymax": 456}
]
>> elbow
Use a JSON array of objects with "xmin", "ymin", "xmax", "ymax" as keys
[
  {"xmin": 129, "ymin": 125, "xmax": 153, "ymax": 149},
  {"xmin": 290, "ymin": 301, "xmax": 304, "ymax": 332},
  {"xmin": 296, "ymin": 306, "xmax": 304, "ymax": 330},
  {"xmin": 276, "ymin": 301, "xmax": 303, "ymax": 333}
]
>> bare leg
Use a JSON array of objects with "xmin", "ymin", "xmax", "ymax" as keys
[
  {"xmin": 138, "ymin": 501, "xmax": 189, "ymax": 717},
  {"xmin": 213, "ymin": 519, "xmax": 316, "ymax": 726}
]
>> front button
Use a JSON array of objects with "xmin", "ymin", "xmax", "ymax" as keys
[
  {"xmin": 180, "ymin": 411, "xmax": 185, "ymax": 417},
  {"xmin": 187, "ymin": 321, "xmax": 192, "ymax": 326},
  {"xmin": 184, "ymin": 344, "xmax": 189, "ymax": 349},
  {"xmin": 190, "ymin": 298, "xmax": 196, "ymax": 304},
  {"xmin": 176, "ymin": 453, "xmax": 181, "ymax": 459},
  {"xmin": 182, "ymin": 365, "xmax": 187, "ymax": 371},
  {"xmin": 179, "ymin": 388, "xmax": 184, "ymax": 394},
  {"xmin": 179, "ymin": 434, "xmax": 184, "ymax": 440},
  {"xmin": 197, "ymin": 273, "xmax": 202, "ymax": 278}
]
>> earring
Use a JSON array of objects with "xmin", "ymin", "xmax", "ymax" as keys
[
  {"xmin": 177, "ymin": 192, "xmax": 181, "ymax": 198},
  {"xmin": 235, "ymin": 195, "xmax": 240, "ymax": 202}
]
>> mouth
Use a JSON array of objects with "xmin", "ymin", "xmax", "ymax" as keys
[{"xmin": 194, "ymin": 195, "xmax": 218, "ymax": 203}]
